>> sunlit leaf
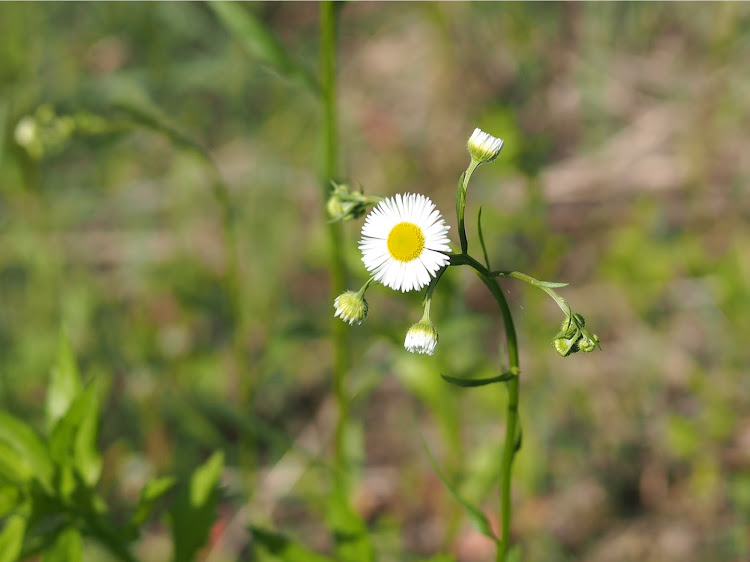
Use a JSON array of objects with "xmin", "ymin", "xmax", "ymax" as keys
[
  {"xmin": 0, "ymin": 515, "xmax": 25, "ymax": 562},
  {"xmin": 46, "ymin": 330, "xmax": 82, "ymax": 431},
  {"xmin": 42, "ymin": 527, "xmax": 82, "ymax": 562},
  {"xmin": 48, "ymin": 384, "xmax": 102, "ymax": 490},
  {"xmin": 0, "ymin": 487, "xmax": 20, "ymax": 519},
  {"xmin": 0, "ymin": 412, "xmax": 53, "ymax": 491}
]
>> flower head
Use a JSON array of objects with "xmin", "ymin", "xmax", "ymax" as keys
[
  {"xmin": 333, "ymin": 290, "xmax": 369, "ymax": 325},
  {"xmin": 404, "ymin": 318, "xmax": 439, "ymax": 356},
  {"xmin": 359, "ymin": 193, "xmax": 451, "ymax": 292},
  {"xmin": 467, "ymin": 128, "xmax": 504, "ymax": 164}
]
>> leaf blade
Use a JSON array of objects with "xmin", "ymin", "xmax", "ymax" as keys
[
  {"xmin": 440, "ymin": 372, "xmax": 515, "ymax": 388},
  {"xmin": 421, "ymin": 438, "xmax": 498, "ymax": 543}
]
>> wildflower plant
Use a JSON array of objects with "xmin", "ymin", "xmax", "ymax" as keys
[{"xmin": 334, "ymin": 127, "xmax": 600, "ymax": 560}]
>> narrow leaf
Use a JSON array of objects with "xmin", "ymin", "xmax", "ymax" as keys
[
  {"xmin": 0, "ymin": 412, "xmax": 53, "ymax": 491},
  {"xmin": 250, "ymin": 526, "xmax": 334, "ymax": 561},
  {"xmin": 190, "ymin": 451, "xmax": 224, "ymax": 508},
  {"xmin": 0, "ymin": 440, "xmax": 33, "ymax": 484},
  {"xmin": 48, "ymin": 384, "xmax": 102, "ymax": 489},
  {"xmin": 130, "ymin": 476, "xmax": 176, "ymax": 527},
  {"xmin": 477, "ymin": 206, "xmax": 491, "ymax": 270},
  {"xmin": 536, "ymin": 280, "xmax": 569, "ymax": 288},
  {"xmin": 421, "ymin": 438, "xmax": 498, "ymax": 543},
  {"xmin": 455, "ymin": 172, "xmax": 468, "ymax": 254},
  {"xmin": 74, "ymin": 385, "xmax": 102, "ymax": 487},
  {"xmin": 170, "ymin": 451, "xmax": 225, "ymax": 562},
  {"xmin": 440, "ymin": 372, "xmax": 515, "ymax": 388},
  {"xmin": 46, "ymin": 330, "xmax": 82, "ymax": 430},
  {"xmin": 209, "ymin": 2, "xmax": 318, "ymax": 93},
  {"xmin": 42, "ymin": 527, "xmax": 83, "ymax": 562},
  {"xmin": 0, "ymin": 515, "xmax": 26, "ymax": 562}
]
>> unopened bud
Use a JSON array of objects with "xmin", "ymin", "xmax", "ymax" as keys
[{"xmin": 467, "ymin": 128, "xmax": 504, "ymax": 164}]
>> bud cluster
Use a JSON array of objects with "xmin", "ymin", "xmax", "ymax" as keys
[
  {"xmin": 552, "ymin": 313, "xmax": 600, "ymax": 357},
  {"xmin": 326, "ymin": 182, "xmax": 382, "ymax": 223},
  {"xmin": 14, "ymin": 106, "xmax": 115, "ymax": 160}
]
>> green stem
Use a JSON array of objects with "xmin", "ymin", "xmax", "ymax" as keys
[
  {"xmin": 449, "ymin": 252, "xmax": 520, "ymax": 561},
  {"xmin": 320, "ymin": 0, "xmax": 349, "ymax": 487}
]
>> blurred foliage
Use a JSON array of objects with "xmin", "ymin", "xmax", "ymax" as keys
[{"xmin": 2, "ymin": 2, "xmax": 750, "ymax": 561}]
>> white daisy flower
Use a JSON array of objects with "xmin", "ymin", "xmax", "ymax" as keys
[
  {"xmin": 467, "ymin": 128, "xmax": 504, "ymax": 164},
  {"xmin": 404, "ymin": 318, "xmax": 439, "ymax": 355},
  {"xmin": 359, "ymin": 193, "xmax": 451, "ymax": 293}
]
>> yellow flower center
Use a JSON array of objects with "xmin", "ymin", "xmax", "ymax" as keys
[{"xmin": 387, "ymin": 222, "xmax": 425, "ymax": 262}]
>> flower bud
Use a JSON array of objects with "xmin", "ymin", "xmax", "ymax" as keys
[
  {"xmin": 467, "ymin": 128, "xmax": 504, "ymax": 164},
  {"xmin": 404, "ymin": 318, "xmax": 439, "ymax": 356},
  {"xmin": 553, "ymin": 336, "xmax": 578, "ymax": 357},
  {"xmin": 578, "ymin": 333, "xmax": 599, "ymax": 353},
  {"xmin": 333, "ymin": 290, "xmax": 369, "ymax": 325}
]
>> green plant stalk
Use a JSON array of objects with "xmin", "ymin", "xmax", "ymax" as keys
[
  {"xmin": 450, "ymin": 253, "xmax": 520, "ymax": 561},
  {"xmin": 320, "ymin": 0, "xmax": 350, "ymax": 488}
]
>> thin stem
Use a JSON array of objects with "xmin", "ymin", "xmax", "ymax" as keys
[
  {"xmin": 449, "ymin": 252, "xmax": 520, "ymax": 561},
  {"xmin": 319, "ymin": 0, "xmax": 349, "ymax": 487}
]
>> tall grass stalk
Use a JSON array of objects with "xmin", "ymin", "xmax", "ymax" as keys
[{"xmin": 319, "ymin": 0, "xmax": 350, "ymax": 489}]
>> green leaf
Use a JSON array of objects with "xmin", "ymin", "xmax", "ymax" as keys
[
  {"xmin": 325, "ymin": 488, "xmax": 374, "ymax": 562},
  {"xmin": 46, "ymin": 330, "xmax": 82, "ymax": 431},
  {"xmin": 73, "ymin": 386, "xmax": 102, "ymax": 488},
  {"xmin": 209, "ymin": 2, "xmax": 318, "ymax": 93},
  {"xmin": 49, "ymin": 384, "xmax": 102, "ymax": 490},
  {"xmin": 455, "ymin": 172, "xmax": 468, "ymax": 254},
  {"xmin": 189, "ymin": 451, "xmax": 224, "ymax": 508},
  {"xmin": 42, "ymin": 527, "xmax": 83, "ymax": 562},
  {"xmin": 421, "ymin": 438, "xmax": 498, "ymax": 544},
  {"xmin": 250, "ymin": 526, "xmax": 334, "ymax": 561},
  {"xmin": 130, "ymin": 476, "xmax": 176, "ymax": 527},
  {"xmin": 0, "ymin": 412, "xmax": 53, "ymax": 491},
  {"xmin": 535, "ymin": 280, "xmax": 569, "ymax": 288},
  {"xmin": 477, "ymin": 206, "xmax": 491, "ymax": 270},
  {"xmin": 0, "ymin": 440, "xmax": 33, "ymax": 484},
  {"xmin": 170, "ymin": 451, "xmax": 224, "ymax": 562},
  {"xmin": 0, "ymin": 515, "xmax": 26, "ymax": 562},
  {"xmin": 0, "ymin": 486, "xmax": 20, "ymax": 519},
  {"xmin": 440, "ymin": 372, "xmax": 515, "ymax": 388}
]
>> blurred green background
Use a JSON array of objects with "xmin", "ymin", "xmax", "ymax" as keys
[{"xmin": 2, "ymin": 2, "xmax": 750, "ymax": 561}]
